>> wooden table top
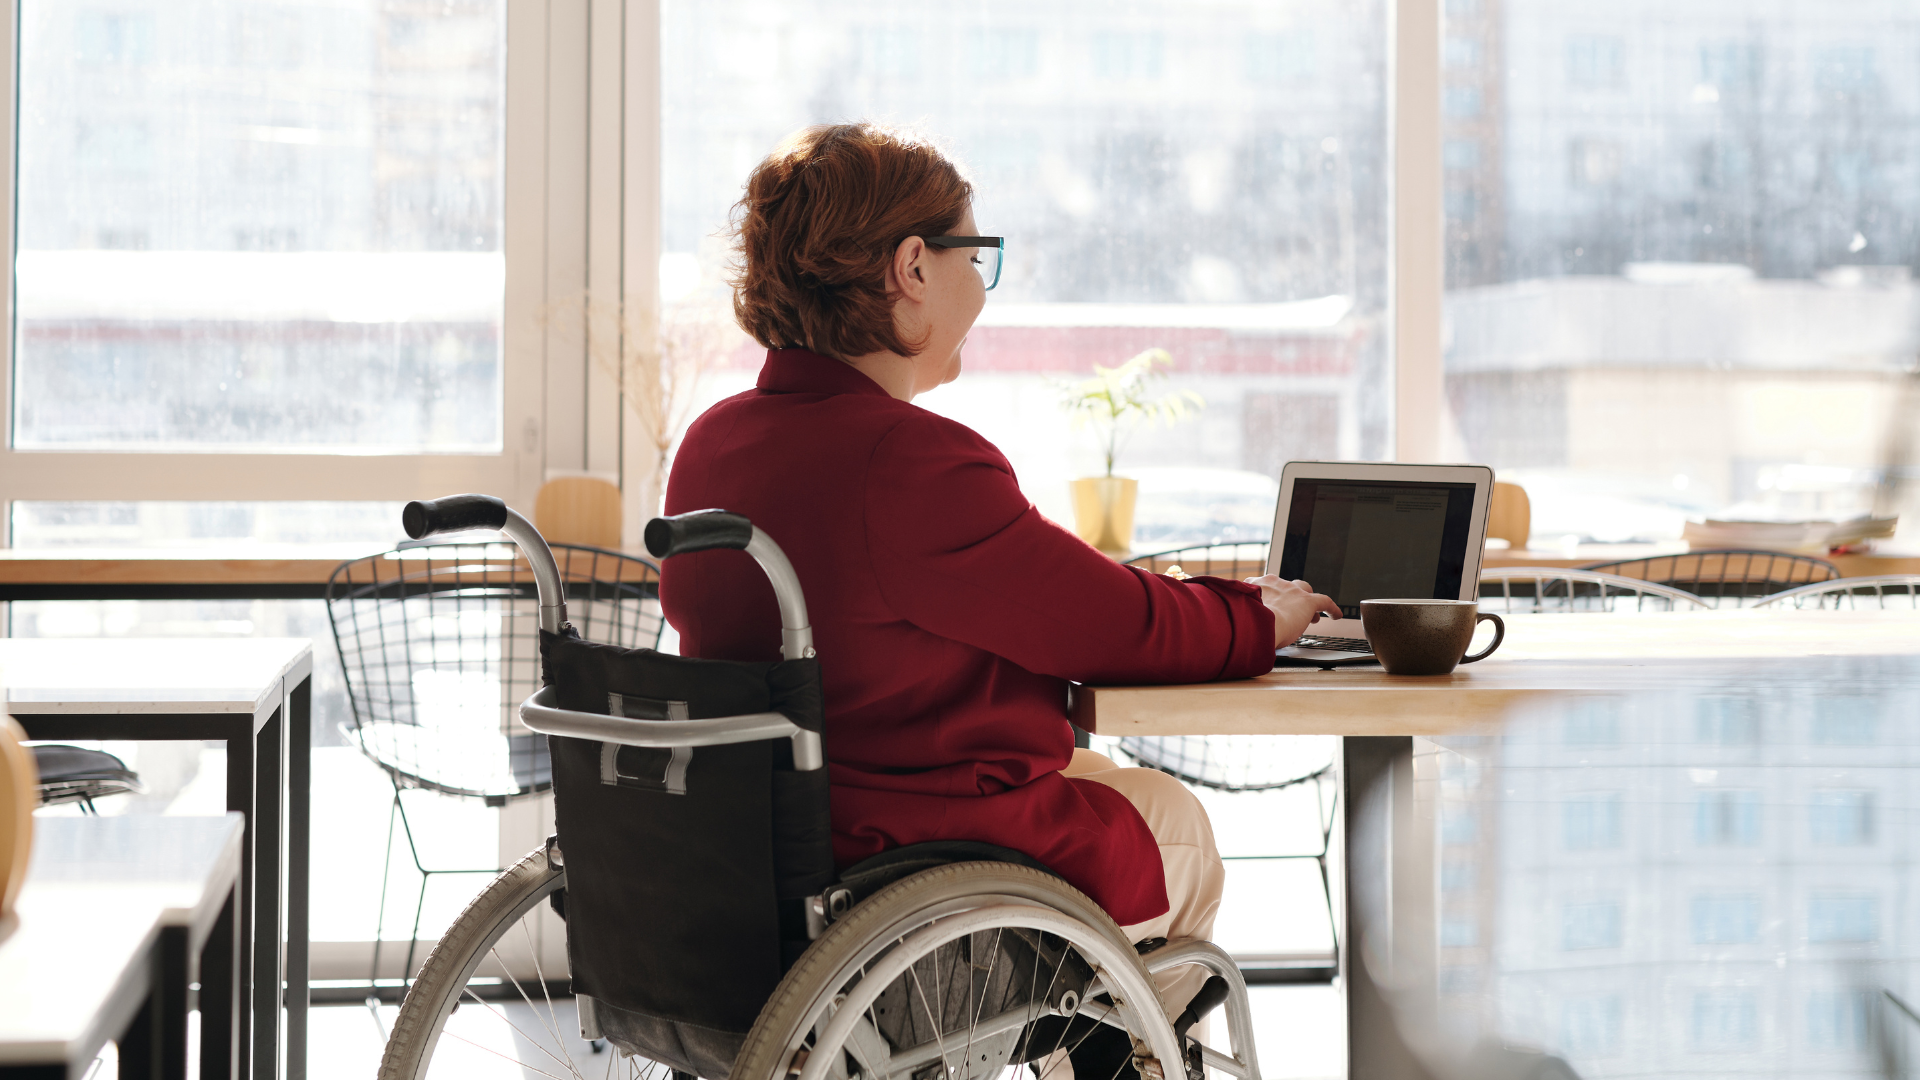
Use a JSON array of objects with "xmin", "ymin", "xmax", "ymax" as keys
[
  {"xmin": 0, "ymin": 814, "xmax": 243, "ymax": 1066},
  {"xmin": 1070, "ymin": 610, "xmax": 1920, "ymax": 739}
]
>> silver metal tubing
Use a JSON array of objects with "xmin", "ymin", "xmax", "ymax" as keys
[
  {"xmin": 520, "ymin": 685, "xmax": 823, "ymax": 771},
  {"xmin": 745, "ymin": 527, "xmax": 815, "ymax": 660},
  {"xmin": 522, "ymin": 685, "xmax": 797, "ymax": 747},
  {"xmin": 1140, "ymin": 939, "xmax": 1262, "ymax": 1080},
  {"xmin": 499, "ymin": 507, "xmax": 568, "ymax": 634}
]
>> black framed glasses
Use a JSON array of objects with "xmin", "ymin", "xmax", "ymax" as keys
[{"xmin": 926, "ymin": 236, "xmax": 1005, "ymax": 290}]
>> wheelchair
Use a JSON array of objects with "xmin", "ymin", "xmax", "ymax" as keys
[{"xmin": 376, "ymin": 495, "xmax": 1264, "ymax": 1080}]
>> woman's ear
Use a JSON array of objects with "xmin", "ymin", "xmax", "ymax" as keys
[{"xmin": 889, "ymin": 236, "xmax": 929, "ymax": 302}]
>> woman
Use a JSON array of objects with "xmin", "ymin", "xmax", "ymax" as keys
[{"xmin": 659, "ymin": 123, "xmax": 1340, "ymax": 1025}]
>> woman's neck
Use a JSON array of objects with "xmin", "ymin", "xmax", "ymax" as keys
[{"xmin": 839, "ymin": 350, "xmax": 919, "ymax": 402}]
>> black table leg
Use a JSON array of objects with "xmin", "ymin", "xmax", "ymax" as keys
[
  {"xmin": 201, "ymin": 889, "xmax": 241, "ymax": 1080},
  {"xmin": 116, "ymin": 990, "xmax": 159, "ymax": 1080},
  {"xmin": 155, "ymin": 926, "xmax": 191, "ymax": 1080},
  {"xmin": 251, "ymin": 705, "xmax": 286, "ymax": 1080},
  {"xmin": 223, "ymin": 728, "xmax": 257, "ymax": 1080},
  {"xmin": 286, "ymin": 677, "xmax": 310, "ymax": 1080}
]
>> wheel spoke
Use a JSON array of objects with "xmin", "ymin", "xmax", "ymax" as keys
[
  {"xmin": 518, "ymin": 915, "xmax": 579, "ymax": 1077},
  {"xmin": 439, "ymin": 1023, "xmax": 575, "ymax": 1080},
  {"xmin": 467, "ymin": 970, "xmax": 582, "ymax": 1080},
  {"xmin": 907, "ymin": 957, "xmax": 954, "ymax": 1079},
  {"xmin": 960, "ymin": 927, "xmax": 1003, "ymax": 1078}
]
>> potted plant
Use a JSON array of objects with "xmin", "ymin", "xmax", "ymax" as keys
[{"xmin": 1058, "ymin": 348, "xmax": 1204, "ymax": 556}]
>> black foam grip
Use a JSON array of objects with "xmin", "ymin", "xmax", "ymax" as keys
[
  {"xmin": 1174, "ymin": 975, "xmax": 1231, "ymax": 1039},
  {"xmin": 644, "ymin": 509, "xmax": 754, "ymax": 559},
  {"xmin": 402, "ymin": 494, "xmax": 509, "ymax": 539}
]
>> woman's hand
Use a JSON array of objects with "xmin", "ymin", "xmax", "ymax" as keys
[{"xmin": 1245, "ymin": 575, "xmax": 1344, "ymax": 647}]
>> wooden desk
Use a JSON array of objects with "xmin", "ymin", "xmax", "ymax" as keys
[
  {"xmin": 1, "ymin": 640, "xmax": 313, "ymax": 1080},
  {"xmin": 1072, "ymin": 610, "xmax": 1920, "ymax": 738},
  {"xmin": 0, "ymin": 814, "xmax": 244, "ymax": 1080},
  {"xmin": 1071, "ymin": 609, "xmax": 1920, "ymax": 1078},
  {"xmin": 0, "ymin": 545, "xmax": 396, "ymax": 601}
]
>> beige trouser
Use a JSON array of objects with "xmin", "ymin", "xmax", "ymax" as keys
[{"xmin": 1063, "ymin": 747, "xmax": 1226, "ymax": 1022}]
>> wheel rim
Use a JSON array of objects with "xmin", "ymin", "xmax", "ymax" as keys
[{"xmin": 783, "ymin": 899, "xmax": 1184, "ymax": 1080}]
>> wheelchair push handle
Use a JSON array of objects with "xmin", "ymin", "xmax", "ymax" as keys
[
  {"xmin": 402, "ymin": 494, "xmax": 510, "ymax": 539},
  {"xmin": 643, "ymin": 509, "xmax": 752, "ymax": 557},
  {"xmin": 400, "ymin": 494, "xmax": 568, "ymax": 635},
  {"xmin": 647, "ymin": 510, "xmax": 815, "ymax": 662}
]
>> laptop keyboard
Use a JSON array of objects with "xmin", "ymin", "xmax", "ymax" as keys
[{"xmin": 1293, "ymin": 635, "xmax": 1372, "ymax": 653}]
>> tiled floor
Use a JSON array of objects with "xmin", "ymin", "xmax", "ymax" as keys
[{"xmin": 309, "ymin": 983, "xmax": 1344, "ymax": 1079}]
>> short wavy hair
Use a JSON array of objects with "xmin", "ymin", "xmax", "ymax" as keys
[{"xmin": 730, "ymin": 123, "xmax": 973, "ymax": 360}]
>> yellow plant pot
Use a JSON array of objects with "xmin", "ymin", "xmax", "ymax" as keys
[
  {"xmin": 0, "ymin": 714, "xmax": 36, "ymax": 921},
  {"xmin": 1070, "ymin": 476, "xmax": 1139, "ymax": 558}
]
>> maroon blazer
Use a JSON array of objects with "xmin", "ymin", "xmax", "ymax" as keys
[{"xmin": 660, "ymin": 349, "xmax": 1276, "ymax": 925}]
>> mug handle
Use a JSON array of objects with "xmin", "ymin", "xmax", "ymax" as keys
[{"xmin": 1460, "ymin": 612, "xmax": 1505, "ymax": 664}]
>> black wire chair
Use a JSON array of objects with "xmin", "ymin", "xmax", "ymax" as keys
[
  {"xmin": 1582, "ymin": 549, "xmax": 1840, "ymax": 608},
  {"xmin": 1479, "ymin": 567, "xmax": 1712, "ymax": 613},
  {"xmin": 30, "ymin": 744, "xmax": 141, "ymax": 813},
  {"xmin": 1750, "ymin": 574, "xmax": 1920, "ymax": 610},
  {"xmin": 1123, "ymin": 541, "xmax": 1338, "ymax": 980},
  {"xmin": 325, "ymin": 541, "xmax": 664, "ymax": 989},
  {"xmin": 1126, "ymin": 540, "xmax": 1271, "ymax": 582}
]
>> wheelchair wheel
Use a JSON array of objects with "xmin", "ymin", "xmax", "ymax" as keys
[
  {"xmin": 733, "ymin": 861, "xmax": 1187, "ymax": 1080},
  {"xmin": 377, "ymin": 846, "xmax": 641, "ymax": 1080}
]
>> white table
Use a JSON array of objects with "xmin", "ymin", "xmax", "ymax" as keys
[
  {"xmin": 0, "ymin": 815, "xmax": 245, "ymax": 1080},
  {"xmin": 0, "ymin": 639, "xmax": 313, "ymax": 1080}
]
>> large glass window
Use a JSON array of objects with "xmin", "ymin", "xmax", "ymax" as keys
[
  {"xmin": 14, "ymin": 0, "xmax": 505, "ymax": 451},
  {"xmin": 662, "ymin": 0, "xmax": 1389, "ymax": 549},
  {"xmin": 1442, "ymin": 3, "xmax": 1920, "ymax": 549}
]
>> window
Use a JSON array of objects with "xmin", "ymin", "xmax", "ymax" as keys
[
  {"xmin": 1695, "ymin": 790, "xmax": 1760, "ymax": 846},
  {"xmin": 662, "ymin": 1, "xmax": 1390, "ymax": 542},
  {"xmin": 967, "ymin": 28, "xmax": 1040, "ymax": 80},
  {"xmin": 1444, "ymin": 139, "xmax": 1481, "ymax": 170},
  {"xmin": 1808, "ymin": 790, "xmax": 1874, "ymax": 845},
  {"xmin": 1442, "ymin": 805, "xmax": 1479, "ymax": 844},
  {"xmin": 1561, "ymin": 995, "xmax": 1622, "ymax": 1057},
  {"xmin": 1567, "ymin": 35, "xmax": 1624, "ymax": 89},
  {"xmin": 1691, "ymin": 894, "xmax": 1760, "ymax": 944},
  {"xmin": 1444, "ymin": 3, "xmax": 1920, "ymax": 548},
  {"xmin": 15, "ymin": 0, "xmax": 505, "ymax": 452},
  {"xmin": 1808, "ymin": 990, "xmax": 1872, "ymax": 1050},
  {"xmin": 1562, "ymin": 699, "xmax": 1621, "ymax": 746},
  {"xmin": 1441, "ymin": 915, "xmax": 1478, "ymax": 947},
  {"xmin": 1091, "ymin": 31, "xmax": 1165, "ymax": 81},
  {"xmin": 1563, "ymin": 792, "xmax": 1622, "ymax": 850},
  {"xmin": 1568, "ymin": 139, "xmax": 1622, "ymax": 187},
  {"xmin": 1690, "ymin": 990, "xmax": 1758, "ymax": 1051},
  {"xmin": 1563, "ymin": 900, "xmax": 1622, "ymax": 949},
  {"xmin": 1444, "ymin": 86, "xmax": 1483, "ymax": 118},
  {"xmin": 1695, "ymin": 696, "xmax": 1759, "ymax": 745},
  {"xmin": 1813, "ymin": 696, "xmax": 1878, "ymax": 744},
  {"xmin": 1808, "ymin": 894, "xmax": 1877, "ymax": 943}
]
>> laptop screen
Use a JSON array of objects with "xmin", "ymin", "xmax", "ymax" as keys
[{"xmin": 1275, "ymin": 479, "xmax": 1479, "ymax": 618}]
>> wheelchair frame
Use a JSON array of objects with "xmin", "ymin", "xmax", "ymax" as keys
[{"xmin": 377, "ymin": 495, "xmax": 1264, "ymax": 1080}]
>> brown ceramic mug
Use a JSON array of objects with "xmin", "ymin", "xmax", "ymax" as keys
[{"xmin": 1360, "ymin": 599, "xmax": 1505, "ymax": 676}]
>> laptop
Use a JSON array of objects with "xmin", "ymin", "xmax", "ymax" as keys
[{"xmin": 1267, "ymin": 461, "xmax": 1494, "ymax": 668}]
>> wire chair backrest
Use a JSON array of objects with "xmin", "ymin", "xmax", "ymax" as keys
[
  {"xmin": 326, "ymin": 542, "xmax": 664, "ymax": 802},
  {"xmin": 1479, "ymin": 567, "xmax": 1712, "ymax": 613},
  {"xmin": 1749, "ymin": 574, "xmax": 1920, "ymax": 610},
  {"xmin": 1581, "ymin": 549, "xmax": 1840, "ymax": 608},
  {"xmin": 1125, "ymin": 541, "xmax": 1271, "ymax": 581},
  {"xmin": 1122, "ymin": 541, "xmax": 1337, "ymax": 792}
]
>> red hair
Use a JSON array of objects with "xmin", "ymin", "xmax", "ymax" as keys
[{"xmin": 730, "ymin": 123, "xmax": 972, "ymax": 359}]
